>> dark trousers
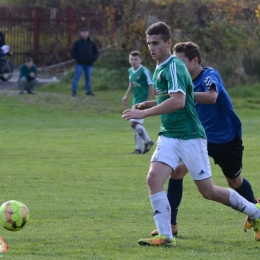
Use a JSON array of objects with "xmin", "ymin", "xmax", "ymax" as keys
[{"xmin": 18, "ymin": 77, "xmax": 38, "ymax": 93}]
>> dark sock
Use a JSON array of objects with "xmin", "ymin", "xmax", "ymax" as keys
[
  {"xmin": 167, "ymin": 178, "xmax": 183, "ymax": 225},
  {"xmin": 235, "ymin": 178, "xmax": 257, "ymax": 203}
]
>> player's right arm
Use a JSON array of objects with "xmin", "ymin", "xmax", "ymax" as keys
[
  {"xmin": 194, "ymin": 84, "xmax": 218, "ymax": 104},
  {"xmin": 133, "ymin": 100, "xmax": 157, "ymax": 110},
  {"xmin": 123, "ymin": 92, "xmax": 185, "ymax": 120},
  {"xmin": 122, "ymin": 82, "xmax": 132, "ymax": 106}
]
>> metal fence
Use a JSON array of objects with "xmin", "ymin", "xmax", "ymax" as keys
[{"xmin": 0, "ymin": 5, "xmax": 116, "ymax": 67}]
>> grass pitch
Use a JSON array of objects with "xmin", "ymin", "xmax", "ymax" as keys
[{"xmin": 0, "ymin": 86, "xmax": 260, "ymax": 259}]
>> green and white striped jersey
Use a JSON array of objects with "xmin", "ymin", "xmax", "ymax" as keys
[
  {"xmin": 128, "ymin": 65, "xmax": 153, "ymax": 106},
  {"xmin": 153, "ymin": 55, "xmax": 206, "ymax": 140}
]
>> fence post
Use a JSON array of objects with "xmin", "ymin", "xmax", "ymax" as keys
[
  {"xmin": 67, "ymin": 6, "xmax": 73, "ymax": 51},
  {"xmin": 33, "ymin": 5, "xmax": 40, "ymax": 56}
]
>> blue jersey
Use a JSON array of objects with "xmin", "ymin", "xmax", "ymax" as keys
[{"xmin": 193, "ymin": 67, "xmax": 241, "ymax": 143}]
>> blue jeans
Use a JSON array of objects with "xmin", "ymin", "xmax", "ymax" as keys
[{"xmin": 72, "ymin": 64, "xmax": 93, "ymax": 93}]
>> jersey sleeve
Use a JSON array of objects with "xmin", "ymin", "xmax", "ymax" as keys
[
  {"xmin": 128, "ymin": 68, "xmax": 132, "ymax": 82},
  {"xmin": 204, "ymin": 69, "xmax": 224, "ymax": 94},
  {"xmin": 143, "ymin": 69, "xmax": 153, "ymax": 85},
  {"xmin": 165, "ymin": 61, "xmax": 187, "ymax": 95}
]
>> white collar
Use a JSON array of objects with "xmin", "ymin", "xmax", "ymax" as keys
[
  {"xmin": 133, "ymin": 65, "xmax": 142, "ymax": 72},
  {"xmin": 156, "ymin": 55, "xmax": 175, "ymax": 69}
]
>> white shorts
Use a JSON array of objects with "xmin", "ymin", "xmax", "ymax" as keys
[
  {"xmin": 130, "ymin": 118, "xmax": 144, "ymax": 124},
  {"xmin": 151, "ymin": 136, "xmax": 212, "ymax": 181}
]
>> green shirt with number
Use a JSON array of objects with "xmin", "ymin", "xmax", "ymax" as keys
[{"xmin": 153, "ymin": 55, "xmax": 206, "ymax": 140}]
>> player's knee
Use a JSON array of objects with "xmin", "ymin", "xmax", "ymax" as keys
[
  {"xmin": 131, "ymin": 122, "xmax": 137, "ymax": 128},
  {"xmin": 147, "ymin": 172, "xmax": 155, "ymax": 187},
  {"xmin": 147, "ymin": 170, "xmax": 159, "ymax": 189},
  {"xmin": 172, "ymin": 164, "xmax": 188, "ymax": 179},
  {"xmin": 198, "ymin": 188, "xmax": 215, "ymax": 200},
  {"xmin": 226, "ymin": 176, "xmax": 243, "ymax": 189},
  {"xmin": 19, "ymin": 77, "xmax": 27, "ymax": 83},
  {"xmin": 201, "ymin": 192, "xmax": 214, "ymax": 200}
]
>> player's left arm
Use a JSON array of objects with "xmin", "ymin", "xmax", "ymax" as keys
[
  {"xmin": 133, "ymin": 100, "xmax": 157, "ymax": 110},
  {"xmin": 194, "ymin": 84, "xmax": 218, "ymax": 104}
]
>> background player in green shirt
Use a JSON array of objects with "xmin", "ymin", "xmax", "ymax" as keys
[
  {"xmin": 122, "ymin": 51, "xmax": 154, "ymax": 154},
  {"xmin": 122, "ymin": 22, "xmax": 260, "ymax": 246}
]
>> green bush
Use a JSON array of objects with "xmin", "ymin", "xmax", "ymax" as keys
[
  {"xmin": 46, "ymin": 66, "xmax": 129, "ymax": 93},
  {"xmin": 92, "ymin": 67, "xmax": 128, "ymax": 91},
  {"xmin": 227, "ymin": 83, "xmax": 260, "ymax": 98},
  {"xmin": 95, "ymin": 49, "xmax": 130, "ymax": 70},
  {"xmin": 242, "ymin": 56, "xmax": 260, "ymax": 79}
]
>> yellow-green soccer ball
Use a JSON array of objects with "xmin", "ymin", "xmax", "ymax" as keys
[{"xmin": 0, "ymin": 200, "xmax": 29, "ymax": 231}]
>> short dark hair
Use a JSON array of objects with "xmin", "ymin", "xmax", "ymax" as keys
[
  {"xmin": 129, "ymin": 51, "xmax": 141, "ymax": 58},
  {"xmin": 146, "ymin": 22, "xmax": 172, "ymax": 42},
  {"xmin": 80, "ymin": 27, "xmax": 88, "ymax": 32},
  {"xmin": 173, "ymin": 42, "xmax": 202, "ymax": 64},
  {"xmin": 25, "ymin": 57, "xmax": 33, "ymax": 62}
]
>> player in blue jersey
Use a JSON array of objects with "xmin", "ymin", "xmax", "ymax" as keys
[
  {"xmin": 122, "ymin": 51, "xmax": 154, "ymax": 154},
  {"xmin": 151, "ymin": 41, "xmax": 259, "ymax": 237},
  {"xmin": 123, "ymin": 23, "xmax": 260, "ymax": 246}
]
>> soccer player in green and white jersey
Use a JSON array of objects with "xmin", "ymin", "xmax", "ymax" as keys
[
  {"xmin": 122, "ymin": 22, "xmax": 260, "ymax": 246},
  {"xmin": 122, "ymin": 51, "xmax": 154, "ymax": 154}
]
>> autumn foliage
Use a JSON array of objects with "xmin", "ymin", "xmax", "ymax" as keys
[{"xmin": 3, "ymin": 0, "xmax": 260, "ymax": 85}]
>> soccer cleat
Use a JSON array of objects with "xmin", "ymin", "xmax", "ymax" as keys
[
  {"xmin": 244, "ymin": 216, "xmax": 253, "ymax": 232},
  {"xmin": 143, "ymin": 141, "xmax": 154, "ymax": 154},
  {"xmin": 0, "ymin": 236, "xmax": 8, "ymax": 257},
  {"xmin": 131, "ymin": 149, "xmax": 142, "ymax": 154},
  {"xmin": 253, "ymin": 203, "xmax": 260, "ymax": 241},
  {"xmin": 151, "ymin": 224, "xmax": 178, "ymax": 236},
  {"xmin": 244, "ymin": 198, "xmax": 260, "ymax": 232},
  {"xmin": 138, "ymin": 234, "xmax": 176, "ymax": 247}
]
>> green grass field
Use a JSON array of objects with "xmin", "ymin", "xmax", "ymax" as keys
[{"xmin": 0, "ymin": 84, "xmax": 260, "ymax": 259}]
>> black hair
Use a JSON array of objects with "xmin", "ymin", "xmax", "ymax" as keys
[
  {"xmin": 146, "ymin": 22, "xmax": 172, "ymax": 42},
  {"xmin": 25, "ymin": 57, "xmax": 33, "ymax": 62},
  {"xmin": 129, "ymin": 50, "xmax": 141, "ymax": 58},
  {"xmin": 173, "ymin": 42, "xmax": 202, "ymax": 64}
]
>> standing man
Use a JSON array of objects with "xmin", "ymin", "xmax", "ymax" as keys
[
  {"xmin": 18, "ymin": 57, "xmax": 38, "ymax": 94},
  {"xmin": 0, "ymin": 30, "xmax": 6, "ymax": 75},
  {"xmin": 71, "ymin": 27, "xmax": 99, "ymax": 97},
  {"xmin": 122, "ymin": 22, "xmax": 260, "ymax": 246},
  {"xmin": 122, "ymin": 51, "xmax": 154, "ymax": 154},
  {"xmin": 0, "ymin": 30, "xmax": 5, "ymax": 48}
]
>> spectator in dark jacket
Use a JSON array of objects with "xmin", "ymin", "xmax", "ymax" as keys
[
  {"xmin": 0, "ymin": 30, "xmax": 6, "ymax": 75},
  {"xmin": 0, "ymin": 30, "xmax": 5, "ymax": 48},
  {"xmin": 71, "ymin": 27, "xmax": 99, "ymax": 96}
]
